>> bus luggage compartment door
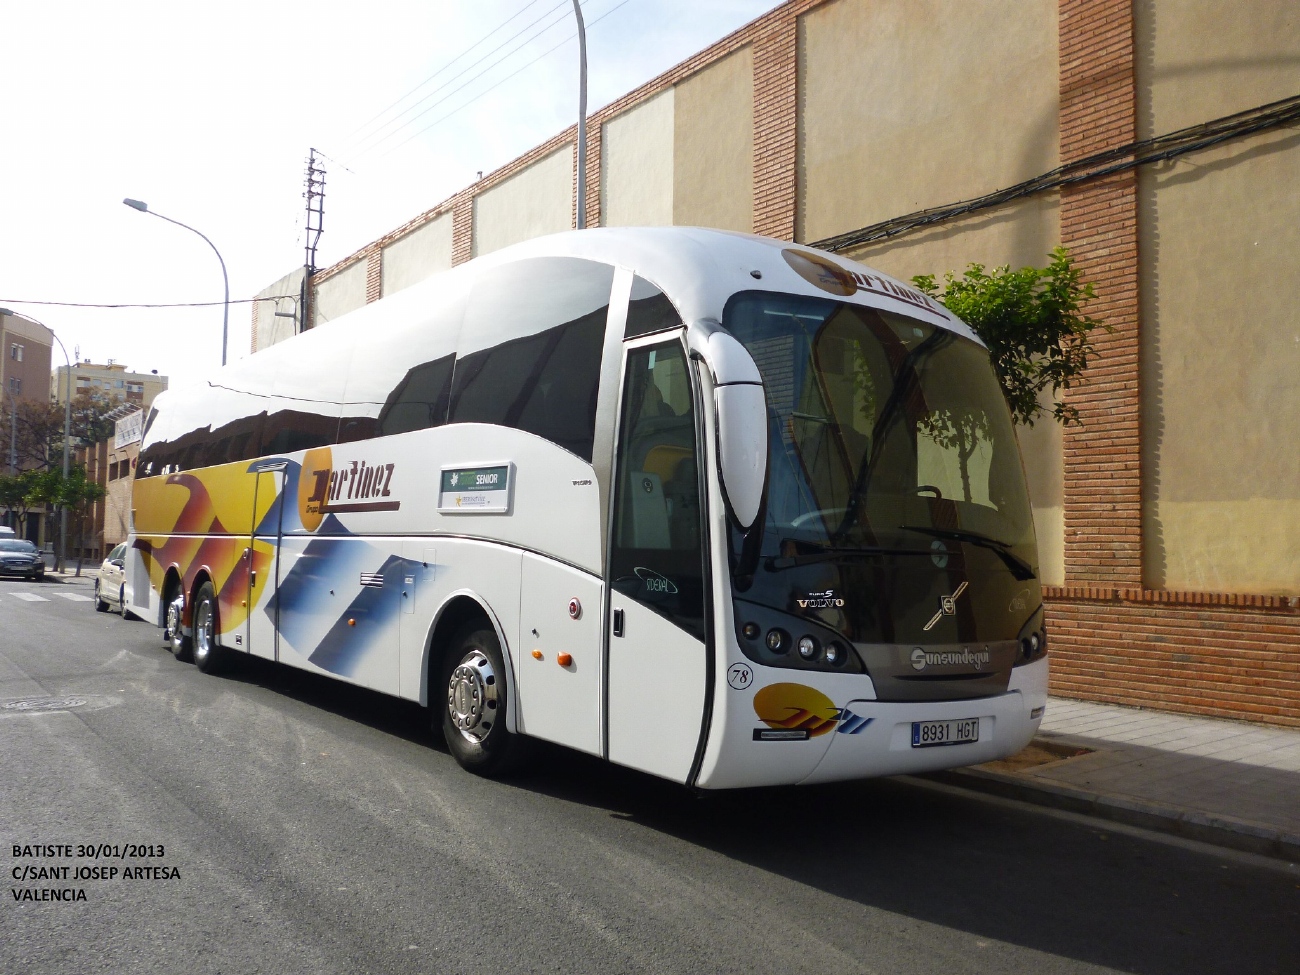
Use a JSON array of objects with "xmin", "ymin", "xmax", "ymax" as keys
[{"xmin": 516, "ymin": 554, "xmax": 603, "ymax": 756}]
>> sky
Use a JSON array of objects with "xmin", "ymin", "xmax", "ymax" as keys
[{"xmin": 0, "ymin": 0, "xmax": 783, "ymax": 387}]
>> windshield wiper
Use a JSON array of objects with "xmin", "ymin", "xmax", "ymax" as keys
[
  {"xmin": 766, "ymin": 544, "xmax": 933, "ymax": 571},
  {"xmin": 899, "ymin": 525, "xmax": 1037, "ymax": 581}
]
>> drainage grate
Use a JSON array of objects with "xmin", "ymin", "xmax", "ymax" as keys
[{"xmin": 1, "ymin": 696, "xmax": 88, "ymax": 713}]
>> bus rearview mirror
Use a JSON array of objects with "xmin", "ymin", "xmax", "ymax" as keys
[{"xmin": 715, "ymin": 383, "xmax": 767, "ymax": 529}]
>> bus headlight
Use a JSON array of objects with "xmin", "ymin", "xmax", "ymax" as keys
[
  {"xmin": 824, "ymin": 642, "xmax": 847, "ymax": 667},
  {"xmin": 766, "ymin": 628, "xmax": 790, "ymax": 653},
  {"xmin": 797, "ymin": 635, "xmax": 819, "ymax": 660}
]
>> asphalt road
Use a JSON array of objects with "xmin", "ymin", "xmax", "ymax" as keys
[{"xmin": 2, "ymin": 574, "xmax": 1297, "ymax": 975}]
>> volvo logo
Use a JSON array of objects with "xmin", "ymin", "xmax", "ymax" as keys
[
  {"xmin": 797, "ymin": 589, "xmax": 845, "ymax": 609},
  {"xmin": 923, "ymin": 581, "xmax": 968, "ymax": 631}
]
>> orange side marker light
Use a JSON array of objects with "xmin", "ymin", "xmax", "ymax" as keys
[
  {"xmin": 348, "ymin": 618, "xmax": 356, "ymax": 627},
  {"xmin": 532, "ymin": 649, "xmax": 543, "ymax": 660},
  {"xmin": 556, "ymin": 653, "xmax": 573, "ymax": 667}
]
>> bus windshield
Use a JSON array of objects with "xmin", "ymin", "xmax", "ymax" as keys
[{"xmin": 724, "ymin": 290, "xmax": 1036, "ymax": 577}]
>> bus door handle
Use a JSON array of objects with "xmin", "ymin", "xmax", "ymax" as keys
[{"xmin": 612, "ymin": 608, "xmax": 625, "ymax": 638}]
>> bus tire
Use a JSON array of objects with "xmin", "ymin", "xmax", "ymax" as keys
[
  {"xmin": 439, "ymin": 622, "xmax": 526, "ymax": 777},
  {"xmin": 191, "ymin": 582, "xmax": 228, "ymax": 675},
  {"xmin": 164, "ymin": 584, "xmax": 192, "ymax": 662}
]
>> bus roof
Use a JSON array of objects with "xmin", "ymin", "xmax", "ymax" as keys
[{"xmin": 474, "ymin": 227, "xmax": 973, "ymax": 342}]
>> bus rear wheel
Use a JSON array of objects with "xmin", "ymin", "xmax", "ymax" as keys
[
  {"xmin": 164, "ymin": 586, "xmax": 192, "ymax": 662},
  {"xmin": 192, "ymin": 582, "xmax": 228, "ymax": 675},
  {"xmin": 439, "ymin": 623, "xmax": 526, "ymax": 777}
]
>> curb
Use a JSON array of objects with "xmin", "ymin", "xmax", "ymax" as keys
[{"xmin": 917, "ymin": 766, "xmax": 1300, "ymax": 863}]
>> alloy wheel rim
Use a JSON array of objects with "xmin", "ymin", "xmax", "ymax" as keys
[
  {"xmin": 194, "ymin": 600, "xmax": 213, "ymax": 662},
  {"xmin": 166, "ymin": 596, "xmax": 184, "ymax": 650},
  {"xmin": 446, "ymin": 649, "xmax": 498, "ymax": 744}
]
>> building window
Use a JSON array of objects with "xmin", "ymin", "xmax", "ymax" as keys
[
  {"xmin": 8, "ymin": 377, "xmax": 19, "ymax": 394},
  {"xmin": 9, "ymin": 343, "xmax": 22, "ymax": 362}
]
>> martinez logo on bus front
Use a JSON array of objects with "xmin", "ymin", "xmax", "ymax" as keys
[{"xmin": 124, "ymin": 227, "xmax": 1047, "ymax": 791}]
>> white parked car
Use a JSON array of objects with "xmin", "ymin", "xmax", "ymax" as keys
[{"xmin": 94, "ymin": 543, "xmax": 129, "ymax": 614}]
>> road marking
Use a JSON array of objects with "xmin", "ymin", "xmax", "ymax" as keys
[
  {"xmin": 9, "ymin": 592, "xmax": 49, "ymax": 602},
  {"xmin": 56, "ymin": 592, "xmax": 94, "ymax": 602}
]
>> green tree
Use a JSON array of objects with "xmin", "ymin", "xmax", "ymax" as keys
[
  {"xmin": 56, "ymin": 465, "xmax": 106, "ymax": 576},
  {"xmin": 912, "ymin": 246, "xmax": 1109, "ymax": 428}
]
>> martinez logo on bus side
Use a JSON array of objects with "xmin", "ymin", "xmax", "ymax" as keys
[
  {"xmin": 781, "ymin": 248, "xmax": 943, "ymax": 315},
  {"xmin": 299, "ymin": 446, "xmax": 401, "ymax": 531}
]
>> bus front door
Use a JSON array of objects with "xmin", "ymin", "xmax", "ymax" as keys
[
  {"xmin": 244, "ymin": 465, "xmax": 286, "ymax": 661},
  {"xmin": 605, "ymin": 339, "xmax": 709, "ymax": 783}
]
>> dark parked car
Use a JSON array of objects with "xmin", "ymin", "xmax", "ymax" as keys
[{"xmin": 0, "ymin": 539, "xmax": 46, "ymax": 580}]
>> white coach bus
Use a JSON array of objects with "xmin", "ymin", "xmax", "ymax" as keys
[{"xmin": 126, "ymin": 227, "xmax": 1048, "ymax": 789}]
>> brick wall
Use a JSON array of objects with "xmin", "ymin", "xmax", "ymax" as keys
[
  {"xmin": 1046, "ymin": 588, "xmax": 1300, "ymax": 727},
  {"xmin": 752, "ymin": 8, "xmax": 799, "ymax": 240},
  {"xmin": 1058, "ymin": 0, "xmax": 1141, "ymax": 586},
  {"xmin": 365, "ymin": 251, "xmax": 382, "ymax": 303}
]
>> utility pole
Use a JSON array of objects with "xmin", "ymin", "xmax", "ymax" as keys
[{"xmin": 304, "ymin": 149, "xmax": 326, "ymax": 274}]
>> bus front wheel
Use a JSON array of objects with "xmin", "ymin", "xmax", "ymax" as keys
[{"xmin": 439, "ymin": 623, "xmax": 526, "ymax": 777}]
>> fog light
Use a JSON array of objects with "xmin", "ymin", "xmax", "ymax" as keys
[
  {"xmin": 1030, "ymin": 632, "xmax": 1041, "ymax": 653},
  {"xmin": 797, "ymin": 635, "xmax": 819, "ymax": 660},
  {"xmin": 824, "ymin": 642, "xmax": 846, "ymax": 666},
  {"xmin": 766, "ymin": 628, "xmax": 789, "ymax": 653},
  {"xmin": 742, "ymin": 622, "xmax": 761, "ymax": 641}
]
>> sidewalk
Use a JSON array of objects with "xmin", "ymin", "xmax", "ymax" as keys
[{"xmin": 929, "ymin": 697, "xmax": 1300, "ymax": 861}]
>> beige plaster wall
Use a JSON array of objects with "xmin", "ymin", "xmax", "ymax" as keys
[
  {"xmin": 602, "ymin": 89, "xmax": 675, "ymax": 228},
  {"xmin": 1137, "ymin": 0, "xmax": 1300, "ymax": 594},
  {"xmin": 673, "ymin": 46, "xmax": 753, "ymax": 231},
  {"xmin": 382, "ymin": 212, "xmax": 452, "ymax": 297},
  {"xmin": 473, "ymin": 146, "xmax": 574, "ymax": 257},
  {"xmin": 847, "ymin": 197, "xmax": 1066, "ymax": 586},
  {"xmin": 1136, "ymin": 0, "xmax": 1300, "ymax": 138},
  {"xmin": 312, "ymin": 260, "xmax": 368, "ymax": 327},
  {"xmin": 251, "ymin": 267, "xmax": 306, "ymax": 352},
  {"xmin": 798, "ymin": 0, "xmax": 1059, "ymax": 244},
  {"xmin": 1139, "ymin": 132, "xmax": 1300, "ymax": 593}
]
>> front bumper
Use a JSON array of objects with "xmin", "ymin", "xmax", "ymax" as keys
[{"xmin": 798, "ymin": 656, "xmax": 1048, "ymax": 784}]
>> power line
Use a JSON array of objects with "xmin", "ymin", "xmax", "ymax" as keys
[
  {"xmin": 341, "ymin": 0, "xmax": 575, "ymax": 162},
  {"xmin": 813, "ymin": 93, "xmax": 1300, "ymax": 254},
  {"xmin": 339, "ymin": 0, "xmax": 554, "ymax": 150},
  {"xmin": 380, "ymin": 0, "xmax": 636, "ymax": 161},
  {"xmin": 1, "ymin": 297, "xmax": 296, "ymax": 310},
  {"xmin": 346, "ymin": 1, "xmax": 585, "ymax": 163}
]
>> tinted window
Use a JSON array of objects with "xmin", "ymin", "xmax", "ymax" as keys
[
  {"xmin": 376, "ymin": 354, "xmax": 454, "ymax": 437},
  {"xmin": 450, "ymin": 258, "xmax": 613, "ymax": 461},
  {"xmin": 625, "ymin": 276, "xmax": 681, "ymax": 338}
]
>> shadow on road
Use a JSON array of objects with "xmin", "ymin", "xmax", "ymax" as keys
[{"xmin": 196, "ymin": 649, "xmax": 1298, "ymax": 975}]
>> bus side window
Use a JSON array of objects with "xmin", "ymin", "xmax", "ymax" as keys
[
  {"xmin": 625, "ymin": 276, "xmax": 681, "ymax": 338},
  {"xmin": 609, "ymin": 342, "xmax": 705, "ymax": 639},
  {"xmin": 375, "ymin": 354, "xmax": 454, "ymax": 437},
  {"xmin": 450, "ymin": 257, "xmax": 614, "ymax": 462}
]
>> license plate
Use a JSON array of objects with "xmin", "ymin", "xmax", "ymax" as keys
[{"xmin": 911, "ymin": 718, "xmax": 980, "ymax": 748}]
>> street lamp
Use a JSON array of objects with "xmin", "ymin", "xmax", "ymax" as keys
[
  {"xmin": 573, "ymin": 0, "xmax": 588, "ymax": 230},
  {"xmin": 122, "ymin": 198, "xmax": 230, "ymax": 366},
  {"xmin": 0, "ymin": 308, "xmax": 71, "ymax": 571}
]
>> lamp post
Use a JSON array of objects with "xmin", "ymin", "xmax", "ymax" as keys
[
  {"xmin": 122, "ymin": 199, "xmax": 230, "ymax": 366},
  {"xmin": 573, "ymin": 0, "xmax": 588, "ymax": 230},
  {"xmin": 0, "ymin": 308, "xmax": 71, "ymax": 570}
]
